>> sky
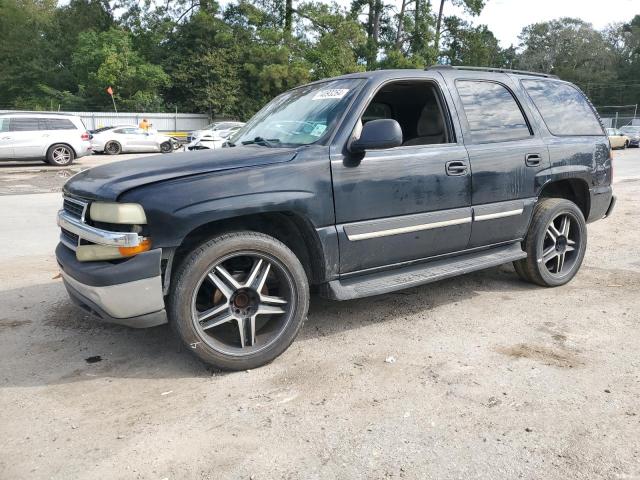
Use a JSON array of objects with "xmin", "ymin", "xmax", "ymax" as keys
[{"xmin": 446, "ymin": 0, "xmax": 639, "ymax": 47}]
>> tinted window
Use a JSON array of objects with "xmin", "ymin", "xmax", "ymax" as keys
[
  {"xmin": 456, "ymin": 80, "xmax": 531, "ymax": 143},
  {"xmin": 0, "ymin": 118, "xmax": 8, "ymax": 132},
  {"xmin": 44, "ymin": 118, "xmax": 76, "ymax": 130},
  {"xmin": 521, "ymin": 79, "xmax": 603, "ymax": 136},
  {"xmin": 10, "ymin": 117, "xmax": 41, "ymax": 132}
]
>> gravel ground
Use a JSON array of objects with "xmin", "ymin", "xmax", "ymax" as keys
[{"xmin": 0, "ymin": 150, "xmax": 639, "ymax": 479}]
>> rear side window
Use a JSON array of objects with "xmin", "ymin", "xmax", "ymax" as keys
[
  {"xmin": 521, "ymin": 79, "xmax": 603, "ymax": 136},
  {"xmin": 456, "ymin": 80, "xmax": 531, "ymax": 143},
  {"xmin": 9, "ymin": 117, "xmax": 40, "ymax": 132},
  {"xmin": 43, "ymin": 118, "xmax": 76, "ymax": 130},
  {"xmin": 0, "ymin": 118, "xmax": 8, "ymax": 132}
]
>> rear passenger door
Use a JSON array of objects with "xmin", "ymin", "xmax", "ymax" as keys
[
  {"xmin": 447, "ymin": 76, "xmax": 550, "ymax": 248},
  {"xmin": 8, "ymin": 117, "xmax": 43, "ymax": 159}
]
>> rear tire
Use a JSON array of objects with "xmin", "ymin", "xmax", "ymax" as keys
[
  {"xmin": 169, "ymin": 232, "xmax": 309, "ymax": 370},
  {"xmin": 46, "ymin": 144, "xmax": 74, "ymax": 166},
  {"xmin": 513, "ymin": 198, "xmax": 587, "ymax": 287},
  {"xmin": 104, "ymin": 141, "xmax": 121, "ymax": 155}
]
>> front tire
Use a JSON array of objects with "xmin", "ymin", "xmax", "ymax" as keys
[
  {"xmin": 160, "ymin": 141, "xmax": 173, "ymax": 153},
  {"xmin": 169, "ymin": 232, "xmax": 309, "ymax": 370},
  {"xmin": 513, "ymin": 198, "xmax": 587, "ymax": 287},
  {"xmin": 46, "ymin": 144, "xmax": 74, "ymax": 166}
]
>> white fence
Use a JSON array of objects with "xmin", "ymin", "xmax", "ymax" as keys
[{"xmin": 0, "ymin": 110, "xmax": 211, "ymax": 133}]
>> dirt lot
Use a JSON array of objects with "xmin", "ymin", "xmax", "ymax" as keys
[{"xmin": 0, "ymin": 150, "xmax": 639, "ymax": 479}]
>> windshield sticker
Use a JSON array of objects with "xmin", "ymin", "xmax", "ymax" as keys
[
  {"xmin": 309, "ymin": 124, "xmax": 327, "ymax": 137},
  {"xmin": 312, "ymin": 89, "xmax": 349, "ymax": 101}
]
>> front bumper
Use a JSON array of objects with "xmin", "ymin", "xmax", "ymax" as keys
[{"xmin": 56, "ymin": 243, "xmax": 167, "ymax": 328}]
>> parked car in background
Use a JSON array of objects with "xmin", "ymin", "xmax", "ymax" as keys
[
  {"xmin": 185, "ymin": 125, "xmax": 244, "ymax": 151},
  {"xmin": 606, "ymin": 128, "xmax": 629, "ymax": 149},
  {"xmin": 0, "ymin": 113, "xmax": 91, "ymax": 166},
  {"xmin": 187, "ymin": 121, "xmax": 245, "ymax": 142},
  {"xmin": 56, "ymin": 66, "xmax": 614, "ymax": 370},
  {"xmin": 89, "ymin": 126, "xmax": 117, "ymax": 135},
  {"xmin": 91, "ymin": 126, "xmax": 177, "ymax": 155},
  {"xmin": 619, "ymin": 126, "xmax": 640, "ymax": 147}
]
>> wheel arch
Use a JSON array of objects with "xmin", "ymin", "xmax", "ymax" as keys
[
  {"xmin": 538, "ymin": 178, "xmax": 590, "ymax": 219},
  {"xmin": 173, "ymin": 212, "xmax": 328, "ymax": 285}
]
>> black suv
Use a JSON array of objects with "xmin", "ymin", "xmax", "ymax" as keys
[{"xmin": 56, "ymin": 66, "xmax": 615, "ymax": 370}]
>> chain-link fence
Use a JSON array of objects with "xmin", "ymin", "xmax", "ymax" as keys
[{"xmin": 596, "ymin": 104, "xmax": 639, "ymax": 129}]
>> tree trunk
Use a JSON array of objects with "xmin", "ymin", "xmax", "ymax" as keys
[
  {"xmin": 395, "ymin": 0, "xmax": 408, "ymax": 49},
  {"xmin": 284, "ymin": 0, "xmax": 293, "ymax": 41},
  {"xmin": 434, "ymin": 0, "xmax": 445, "ymax": 52}
]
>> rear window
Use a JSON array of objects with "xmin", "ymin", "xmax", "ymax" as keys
[
  {"xmin": 456, "ymin": 80, "xmax": 531, "ymax": 143},
  {"xmin": 521, "ymin": 79, "xmax": 603, "ymax": 136},
  {"xmin": 10, "ymin": 117, "xmax": 40, "ymax": 132}
]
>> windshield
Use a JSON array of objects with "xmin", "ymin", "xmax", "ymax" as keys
[{"xmin": 229, "ymin": 78, "xmax": 364, "ymax": 147}]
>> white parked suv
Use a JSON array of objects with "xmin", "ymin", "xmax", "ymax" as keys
[{"xmin": 0, "ymin": 113, "xmax": 92, "ymax": 166}]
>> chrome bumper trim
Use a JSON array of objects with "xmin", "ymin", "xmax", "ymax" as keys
[{"xmin": 57, "ymin": 209, "xmax": 141, "ymax": 247}]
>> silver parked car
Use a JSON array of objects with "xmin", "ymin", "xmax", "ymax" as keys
[
  {"xmin": 187, "ymin": 121, "xmax": 245, "ymax": 142},
  {"xmin": 91, "ymin": 126, "xmax": 176, "ymax": 155},
  {"xmin": 0, "ymin": 113, "xmax": 92, "ymax": 166}
]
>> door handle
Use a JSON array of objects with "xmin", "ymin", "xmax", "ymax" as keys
[
  {"xmin": 1, "ymin": 136, "xmax": 10, "ymax": 140},
  {"xmin": 525, "ymin": 153, "xmax": 541, "ymax": 167},
  {"xmin": 446, "ymin": 160, "xmax": 468, "ymax": 176}
]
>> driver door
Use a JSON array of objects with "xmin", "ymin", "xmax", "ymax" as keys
[{"xmin": 331, "ymin": 79, "xmax": 472, "ymax": 274}]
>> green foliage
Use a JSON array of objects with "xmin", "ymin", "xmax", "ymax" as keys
[
  {"xmin": 72, "ymin": 28, "xmax": 170, "ymax": 111},
  {"xmin": 0, "ymin": 1, "xmax": 637, "ymax": 117},
  {"xmin": 441, "ymin": 16, "xmax": 504, "ymax": 67}
]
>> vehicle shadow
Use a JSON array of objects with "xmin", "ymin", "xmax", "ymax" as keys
[{"xmin": 0, "ymin": 264, "xmax": 530, "ymax": 388}]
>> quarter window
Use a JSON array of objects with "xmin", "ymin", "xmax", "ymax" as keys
[
  {"xmin": 521, "ymin": 79, "xmax": 603, "ymax": 136},
  {"xmin": 0, "ymin": 118, "xmax": 8, "ymax": 132},
  {"xmin": 44, "ymin": 118, "xmax": 76, "ymax": 130},
  {"xmin": 456, "ymin": 80, "xmax": 531, "ymax": 143},
  {"xmin": 9, "ymin": 117, "xmax": 41, "ymax": 132}
]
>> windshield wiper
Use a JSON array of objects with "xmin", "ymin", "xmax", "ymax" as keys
[{"xmin": 241, "ymin": 136, "xmax": 281, "ymax": 147}]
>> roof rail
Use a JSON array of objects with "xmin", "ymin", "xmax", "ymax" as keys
[
  {"xmin": 0, "ymin": 111, "xmax": 76, "ymax": 116},
  {"xmin": 426, "ymin": 65, "xmax": 558, "ymax": 79}
]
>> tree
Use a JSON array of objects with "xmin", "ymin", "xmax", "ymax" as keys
[
  {"xmin": 72, "ymin": 28, "xmax": 170, "ymax": 111},
  {"xmin": 517, "ymin": 18, "xmax": 617, "ymax": 105},
  {"xmin": 441, "ymin": 16, "xmax": 503, "ymax": 67},
  {"xmin": 433, "ymin": 0, "xmax": 484, "ymax": 51}
]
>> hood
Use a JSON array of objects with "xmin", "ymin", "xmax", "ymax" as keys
[{"xmin": 64, "ymin": 146, "xmax": 298, "ymax": 200}]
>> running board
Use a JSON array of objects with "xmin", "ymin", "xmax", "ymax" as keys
[{"xmin": 323, "ymin": 243, "xmax": 526, "ymax": 300}]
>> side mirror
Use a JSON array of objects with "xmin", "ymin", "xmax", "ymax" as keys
[{"xmin": 350, "ymin": 119, "xmax": 403, "ymax": 153}]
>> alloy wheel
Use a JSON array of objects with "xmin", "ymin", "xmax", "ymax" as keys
[
  {"xmin": 190, "ymin": 252, "xmax": 295, "ymax": 355},
  {"xmin": 52, "ymin": 146, "xmax": 71, "ymax": 164},
  {"xmin": 541, "ymin": 213, "xmax": 580, "ymax": 276}
]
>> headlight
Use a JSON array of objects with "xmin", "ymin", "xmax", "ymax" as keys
[{"xmin": 89, "ymin": 202, "xmax": 147, "ymax": 224}]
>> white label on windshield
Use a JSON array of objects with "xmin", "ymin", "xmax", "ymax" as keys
[
  {"xmin": 312, "ymin": 89, "xmax": 349, "ymax": 100},
  {"xmin": 310, "ymin": 124, "xmax": 327, "ymax": 137}
]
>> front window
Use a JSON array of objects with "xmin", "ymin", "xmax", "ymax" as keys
[{"xmin": 230, "ymin": 79, "xmax": 365, "ymax": 147}]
